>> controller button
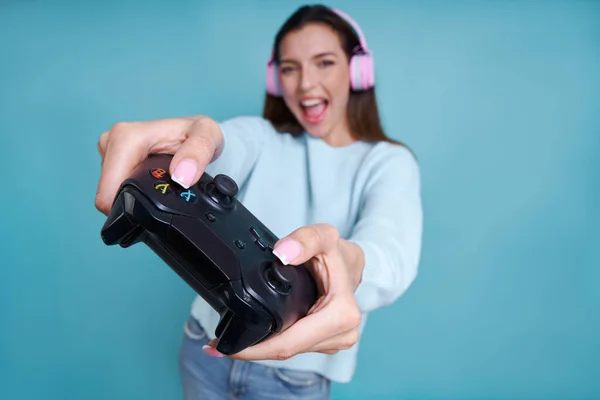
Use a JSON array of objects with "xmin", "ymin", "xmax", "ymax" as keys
[
  {"xmin": 265, "ymin": 263, "xmax": 296, "ymax": 294},
  {"xmin": 205, "ymin": 212, "xmax": 216, "ymax": 222},
  {"xmin": 255, "ymin": 240, "xmax": 267, "ymax": 251},
  {"xmin": 249, "ymin": 226, "xmax": 276, "ymax": 251},
  {"xmin": 179, "ymin": 189, "xmax": 197, "ymax": 203},
  {"xmin": 262, "ymin": 239, "xmax": 274, "ymax": 251},
  {"xmin": 153, "ymin": 181, "xmax": 172, "ymax": 195},
  {"xmin": 235, "ymin": 239, "xmax": 246, "ymax": 249},
  {"xmin": 150, "ymin": 168, "xmax": 168, "ymax": 179}
]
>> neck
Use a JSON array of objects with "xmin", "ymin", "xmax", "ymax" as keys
[{"xmin": 321, "ymin": 118, "xmax": 356, "ymax": 147}]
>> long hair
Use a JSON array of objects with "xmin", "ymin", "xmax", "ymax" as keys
[{"xmin": 262, "ymin": 5, "xmax": 404, "ymax": 146}]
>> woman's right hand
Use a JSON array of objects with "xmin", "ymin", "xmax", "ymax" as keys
[{"xmin": 95, "ymin": 115, "xmax": 224, "ymax": 216}]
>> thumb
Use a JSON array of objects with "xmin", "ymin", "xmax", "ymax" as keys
[
  {"xmin": 168, "ymin": 117, "xmax": 223, "ymax": 189},
  {"xmin": 272, "ymin": 223, "xmax": 340, "ymax": 266}
]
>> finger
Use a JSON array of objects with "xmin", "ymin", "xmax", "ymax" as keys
[
  {"xmin": 310, "ymin": 325, "xmax": 360, "ymax": 354},
  {"xmin": 226, "ymin": 296, "xmax": 361, "ymax": 361},
  {"xmin": 168, "ymin": 117, "xmax": 223, "ymax": 189},
  {"xmin": 272, "ymin": 223, "xmax": 340, "ymax": 266},
  {"xmin": 98, "ymin": 131, "xmax": 109, "ymax": 160},
  {"xmin": 95, "ymin": 122, "xmax": 148, "ymax": 215},
  {"xmin": 314, "ymin": 250, "xmax": 356, "ymax": 296}
]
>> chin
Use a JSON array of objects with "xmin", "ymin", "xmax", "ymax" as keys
[{"xmin": 300, "ymin": 123, "xmax": 330, "ymax": 139}]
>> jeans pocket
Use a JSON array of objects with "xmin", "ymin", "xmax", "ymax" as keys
[
  {"xmin": 183, "ymin": 317, "xmax": 208, "ymax": 341},
  {"xmin": 272, "ymin": 367, "xmax": 326, "ymax": 388}
]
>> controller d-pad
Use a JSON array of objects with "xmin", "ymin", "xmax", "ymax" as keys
[{"xmin": 154, "ymin": 181, "xmax": 172, "ymax": 194}]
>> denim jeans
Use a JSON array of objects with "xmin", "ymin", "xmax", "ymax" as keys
[{"xmin": 178, "ymin": 316, "xmax": 331, "ymax": 400}]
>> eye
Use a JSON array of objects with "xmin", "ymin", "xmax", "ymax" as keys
[{"xmin": 279, "ymin": 65, "xmax": 296, "ymax": 74}]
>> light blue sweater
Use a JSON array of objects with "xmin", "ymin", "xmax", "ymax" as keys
[{"xmin": 190, "ymin": 115, "xmax": 423, "ymax": 383}]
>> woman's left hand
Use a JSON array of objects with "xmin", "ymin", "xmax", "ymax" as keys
[{"xmin": 202, "ymin": 223, "xmax": 364, "ymax": 360}]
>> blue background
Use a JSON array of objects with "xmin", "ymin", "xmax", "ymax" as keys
[{"xmin": 1, "ymin": 0, "xmax": 598, "ymax": 399}]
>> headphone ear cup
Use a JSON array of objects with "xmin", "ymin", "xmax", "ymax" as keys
[
  {"xmin": 349, "ymin": 53, "xmax": 375, "ymax": 91},
  {"xmin": 266, "ymin": 62, "xmax": 280, "ymax": 96}
]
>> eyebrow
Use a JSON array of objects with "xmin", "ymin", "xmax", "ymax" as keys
[{"xmin": 280, "ymin": 52, "xmax": 337, "ymax": 64}]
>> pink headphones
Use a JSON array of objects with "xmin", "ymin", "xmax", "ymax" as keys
[{"xmin": 265, "ymin": 8, "xmax": 375, "ymax": 96}]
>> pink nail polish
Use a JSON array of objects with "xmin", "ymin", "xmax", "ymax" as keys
[
  {"xmin": 172, "ymin": 158, "xmax": 197, "ymax": 189},
  {"xmin": 202, "ymin": 345, "xmax": 224, "ymax": 358},
  {"xmin": 272, "ymin": 239, "xmax": 302, "ymax": 265}
]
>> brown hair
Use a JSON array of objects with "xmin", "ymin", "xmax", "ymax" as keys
[{"xmin": 262, "ymin": 4, "xmax": 405, "ymax": 147}]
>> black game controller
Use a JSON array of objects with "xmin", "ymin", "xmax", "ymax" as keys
[{"xmin": 100, "ymin": 154, "xmax": 318, "ymax": 355}]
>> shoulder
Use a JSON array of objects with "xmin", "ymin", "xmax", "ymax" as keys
[
  {"xmin": 217, "ymin": 115, "xmax": 278, "ymax": 137},
  {"xmin": 361, "ymin": 141, "xmax": 421, "ymax": 189}
]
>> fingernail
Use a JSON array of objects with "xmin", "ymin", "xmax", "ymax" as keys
[
  {"xmin": 202, "ymin": 345, "xmax": 224, "ymax": 358},
  {"xmin": 272, "ymin": 239, "xmax": 302, "ymax": 265},
  {"xmin": 172, "ymin": 158, "xmax": 197, "ymax": 189}
]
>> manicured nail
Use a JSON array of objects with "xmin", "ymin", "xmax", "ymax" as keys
[
  {"xmin": 272, "ymin": 239, "xmax": 302, "ymax": 265},
  {"xmin": 172, "ymin": 158, "xmax": 197, "ymax": 189},
  {"xmin": 202, "ymin": 345, "xmax": 224, "ymax": 358}
]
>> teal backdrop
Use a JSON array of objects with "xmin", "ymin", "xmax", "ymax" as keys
[{"xmin": 1, "ymin": 0, "xmax": 598, "ymax": 399}]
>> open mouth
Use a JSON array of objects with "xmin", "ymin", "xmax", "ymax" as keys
[{"xmin": 300, "ymin": 98, "xmax": 328, "ymax": 125}]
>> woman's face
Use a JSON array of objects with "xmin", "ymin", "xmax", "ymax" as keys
[{"xmin": 278, "ymin": 23, "xmax": 352, "ymax": 146}]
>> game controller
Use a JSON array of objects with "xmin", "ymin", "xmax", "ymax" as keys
[{"xmin": 100, "ymin": 154, "xmax": 318, "ymax": 355}]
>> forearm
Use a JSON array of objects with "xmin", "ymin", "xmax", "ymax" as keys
[{"xmin": 343, "ymin": 146, "xmax": 423, "ymax": 313}]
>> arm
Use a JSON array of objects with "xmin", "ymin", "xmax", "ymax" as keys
[
  {"xmin": 346, "ymin": 145, "xmax": 423, "ymax": 313},
  {"xmin": 95, "ymin": 114, "xmax": 272, "ymax": 216},
  {"xmin": 200, "ymin": 145, "xmax": 422, "ymax": 360},
  {"xmin": 204, "ymin": 115, "xmax": 272, "ymax": 188}
]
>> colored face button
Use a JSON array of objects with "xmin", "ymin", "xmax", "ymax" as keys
[
  {"xmin": 180, "ymin": 189, "xmax": 197, "ymax": 203},
  {"xmin": 150, "ymin": 168, "xmax": 168, "ymax": 179},
  {"xmin": 154, "ymin": 181, "xmax": 172, "ymax": 194}
]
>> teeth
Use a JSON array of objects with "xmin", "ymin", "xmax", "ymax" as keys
[{"xmin": 301, "ymin": 99, "xmax": 324, "ymax": 107}]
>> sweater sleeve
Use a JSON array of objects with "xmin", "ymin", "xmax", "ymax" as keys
[
  {"xmin": 349, "ymin": 144, "xmax": 423, "ymax": 313},
  {"xmin": 204, "ymin": 115, "xmax": 272, "ymax": 187}
]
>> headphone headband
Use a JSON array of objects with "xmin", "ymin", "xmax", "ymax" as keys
[{"xmin": 331, "ymin": 8, "xmax": 370, "ymax": 55}]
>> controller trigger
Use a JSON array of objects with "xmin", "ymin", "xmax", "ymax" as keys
[{"xmin": 101, "ymin": 191, "xmax": 140, "ymax": 246}]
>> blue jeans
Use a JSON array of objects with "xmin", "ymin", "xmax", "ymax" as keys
[{"xmin": 178, "ymin": 316, "xmax": 331, "ymax": 400}]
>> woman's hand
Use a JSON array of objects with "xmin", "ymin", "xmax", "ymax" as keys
[
  {"xmin": 95, "ymin": 115, "xmax": 224, "ymax": 215},
  {"xmin": 202, "ymin": 223, "xmax": 365, "ymax": 361}
]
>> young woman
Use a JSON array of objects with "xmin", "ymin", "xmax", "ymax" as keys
[{"xmin": 95, "ymin": 4, "xmax": 423, "ymax": 399}]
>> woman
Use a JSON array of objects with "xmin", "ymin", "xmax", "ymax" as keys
[{"xmin": 95, "ymin": 4, "xmax": 422, "ymax": 399}]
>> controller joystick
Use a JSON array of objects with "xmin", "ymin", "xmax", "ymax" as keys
[
  {"xmin": 100, "ymin": 154, "xmax": 318, "ymax": 355},
  {"xmin": 206, "ymin": 174, "xmax": 238, "ymax": 207},
  {"xmin": 264, "ymin": 262, "xmax": 297, "ymax": 294}
]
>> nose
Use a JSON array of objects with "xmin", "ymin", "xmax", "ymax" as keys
[{"xmin": 299, "ymin": 66, "xmax": 318, "ymax": 92}]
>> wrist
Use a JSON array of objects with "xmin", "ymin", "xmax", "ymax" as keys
[{"xmin": 338, "ymin": 239, "xmax": 365, "ymax": 290}]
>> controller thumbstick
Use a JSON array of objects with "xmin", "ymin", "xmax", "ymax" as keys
[
  {"xmin": 214, "ymin": 174, "xmax": 238, "ymax": 197},
  {"xmin": 265, "ymin": 262, "xmax": 297, "ymax": 294},
  {"xmin": 207, "ymin": 174, "xmax": 238, "ymax": 207}
]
